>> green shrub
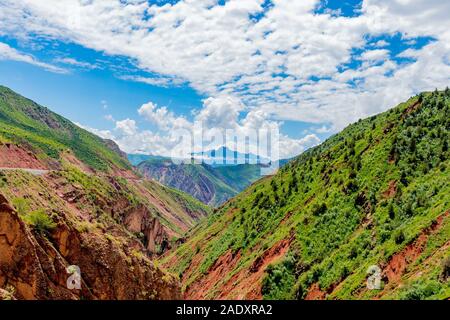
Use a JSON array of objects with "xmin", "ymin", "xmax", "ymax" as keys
[
  {"xmin": 262, "ymin": 254, "xmax": 297, "ymax": 300},
  {"xmin": 0, "ymin": 172, "xmax": 7, "ymax": 187},
  {"xmin": 12, "ymin": 197, "xmax": 30, "ymax": 215},
  {"xmin": 388, "ymin": 203, "xmax": 395, "ymax": 220},
  {"xmin": 441, "ymin": 256, "xmax": 450, "ymax": 281},
  {"xmin": 312, "ymin": 203, "xmax": 327, "ymax": 216},
  {"xmin": 23, "ymin": 209, "xmax": 57, "ymax": 235},
  {"xmin": 399, "ymin": 280, "xmax": 442, "ymax": 300},
  {"xmin": 393, "ymin": 230, "xmax": 405, "ymax": 245}
]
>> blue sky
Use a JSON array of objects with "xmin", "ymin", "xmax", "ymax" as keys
[
  {"xmin": 0, "ymin": 0, "xmax": 449, "ymax": 158},
  {"xmin": 0, "ymin": 37, "xmax": 204, "ymax": 133}
]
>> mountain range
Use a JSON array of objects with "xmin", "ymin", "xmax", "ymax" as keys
[
  {"xmin": 192, "ymin": 146, "xmax": 271, "ymax": 166},
  {"xmin": 133, "ymin": 156, "xmax": 265, "ymax": 206},
  {"xmin": 129, "ymin": 151, "xmax": 290, "ymax": 206}
]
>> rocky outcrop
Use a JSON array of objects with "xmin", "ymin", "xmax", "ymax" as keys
[
  {"xmin": 138, "ymin": 162, "xmax": 223, "ymax": 205},
  {"xmin": 123, "ymin": 204, "xmax": 171, "ymax": 254},
  {"xmin": 0, "ymin": 194, "xmax": 181, "ymax": 300},
  {"xmin": 0, "ymin": 194, "xmax": 78, "ymax": 300},
  {"xmin": 103, "ymin": 139, "xmax": 128, "ymax": 161}
]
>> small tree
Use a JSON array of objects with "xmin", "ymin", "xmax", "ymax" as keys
[
  {"xmin": 270, "ymin": 180, "xmax": 278, "ymax": 193},
  {"xmin": 24, "ymin": 209, "xmax": 57, "ymax": 235},
  {"xmin": 388, "ymin": 203, "xmax": 395, "ymax": 220},
  {"xmin": 394, "ymin": 230, "xmax": 405, "ymax": 244},
  {"xmin": 418, "ymin": 93, "xmax": 423, "ymax": 103},
  {"xmin": 441, "ymin": 256, "xmax": 450, "ymax": 281}
]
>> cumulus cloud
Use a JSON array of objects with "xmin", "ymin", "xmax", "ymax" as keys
[
  {"xmin": 196, "ymin": 96, "xmax": 245, "ymax": 129},
  {"xmin": 115, "ymin": 118, "xmax": 137, "ymax": 136},
  {"xmin": 138, "ymin": 101, "xmax": 191, "ymax": 131},
  {"xmin": 79, "ymin": 95, "xmax": 320, "ymax": 160},
  {"xmin": 0, "ymin": 42, "xmax": 68, "ymax": 74},
  {"xmin": 1, "ymin": 0, "xmax": 449, "ymax": 158}
]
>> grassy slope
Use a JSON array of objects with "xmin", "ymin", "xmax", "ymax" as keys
[
  {"xmin": 0, "ymin": 85, "xmax": 129, "ymax": 172},
  {"xmin": 163, "ymin": 90, "xmax": 450, "ymax": 299},
  {"xmin": 0, "ymin": 86, "xmax": 210, "ymax": 238},
  {"xmin": 210, "ymin": 164, "xmax": 262, "ymax": 192}
]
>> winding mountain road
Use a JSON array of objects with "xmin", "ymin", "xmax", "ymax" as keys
[{"xmin": 0, "ymin": 167, "xmax": 50, "ymax": 176}]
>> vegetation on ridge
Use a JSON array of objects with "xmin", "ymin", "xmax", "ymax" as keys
[
  {"xmin": 0, "ymin": 85, "xmax": 130, "ymax": 171},
  {"xmin": 163, "ymin": 89, "xmax": 450, "ymax": 300}
]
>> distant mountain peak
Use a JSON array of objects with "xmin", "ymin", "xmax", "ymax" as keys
[{"xmin": 192, "ymin": 146, "xmax": 271, "ymax": 166}]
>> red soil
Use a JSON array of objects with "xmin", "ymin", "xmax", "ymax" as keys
[
  {"xmin": 0, "ymin": 144, "xmax": 46, "ymax": 169},
  {"xmin": 184, "ymin": 238, "xmax": 292, "ymax": 300},
  {"xmin": 383, "ymin": 210, "xmax": 449, "ymax": 284},
  {"xmin": 382, "ymin": 180, "xmax": 397, "ymax": 199},
  {"xmin": 305, "ymin": 283, "xmax": 327, "ymax": 300},
  {"xmin": 402, "ymin": 100, "xmax": 421, "ymax": 119}
]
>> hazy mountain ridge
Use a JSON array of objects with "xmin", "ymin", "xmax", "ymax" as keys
[
  {"xmin": 136, "ymin": 157, "xmax": 265, "ymax": 206},
  {"xmin": 133, "ymin": 153, "xmax": 291, "ymax": 206}
]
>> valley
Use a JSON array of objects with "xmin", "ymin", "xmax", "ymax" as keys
[
  {"xmin": 0, "ymin": 86, "xmax": 448, "ymax": 300},
  {"xmin": 135, "ymin": 156, "xmax": 264, "ymax": 206},
  {"xmin": 0, "ymin": 86, "xmax": 208, "ymax": 300}
]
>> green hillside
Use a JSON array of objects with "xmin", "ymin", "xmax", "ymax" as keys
[
  {"xmin": 128, "ymin": 153, "xmax": 153, "ymax": 166},
  {"xmin": 0, "ymin": 85, "xmax": 130, "ymax": 171},
  {"xmin": 212, "ymin": 164, "xmax": 263, "ymax": 192},
  {"xmin": 163, "ymin": 89, "xmax": 450, "ymax": 300},
  {"xmin": 0, "ymin": 85, "xmax": 210, "ymax": 250}
]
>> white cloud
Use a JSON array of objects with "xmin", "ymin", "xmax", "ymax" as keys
[
  {"xmin": 104, "ymin": 114, "xmax": 115, "ymax": 122},
  {"xmin": 315, "ymin": 125, "xmax": 333, "ymax": 134},
  {"xmin": 54, "ymin": 57, "xmax": 99, "ymax": 70},
  {"xmin": 119, "ymin": 75, "xmax": 185, "ymax": 87},
  {"xmin": 372, "ymin": 40, "xmax": 388, "ymax": 47},
  {"xmin": 75, "ymin": 122, "xmax": 114, "ymax": 140},
  {"xmin": 1, "ymin": 0, "xmax": 449, "ymax": 157},
  {"xmin": 279, "ymin": 134, "xmax": 321, "ymax": 159},
  {"xmin": 78, "ymin": 94, "xmax": 320, "ymax": 159},
  {"xmin": 0, "ymin": 42, "xmax": 68, "ymax": 74},
  {"xmin": 361, "ymin": 49, "xmax": 389, "ymax": 63},
  {"xmin": 196, "ymin": 95, "xmax": 245, "ymax": 129},
  {"xmin": 115, "ymin": 118, "xmax": 137, "ymax": 136},
  {"xmin": 138, "ymin": 101, "xmax": 191, "ymax": 131}
]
